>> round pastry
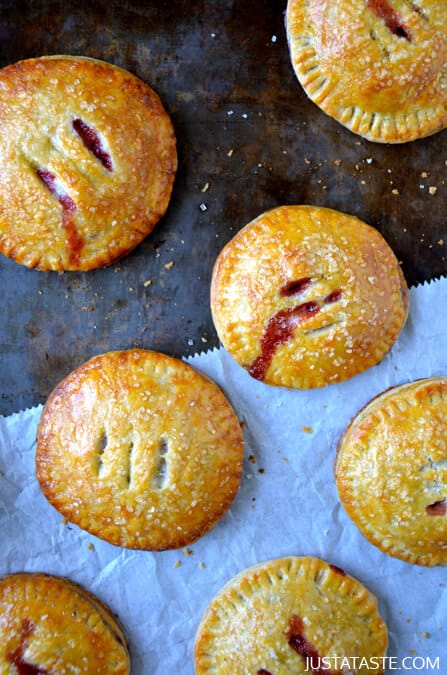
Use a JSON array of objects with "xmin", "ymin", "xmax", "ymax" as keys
[
  {"xmin": 286, "ymin": 0, "xmax": 447, "ymax": 143},
  {"xmin": 336, "ymin": 377, "xmax": 447, "ymax": 566},
  {"xmin": 211, "ymin": 205, "xmax": 408, "ymax": 389},
  {"xmin": 0, "ymin": 573, "xmax": 129, "ymax": 673},
  {"xmin": 194, "ymin": 556, "xmax": 388, "ymax": 674},
  {"xmin": 36, "ymin": 349, "xmax": 244, "ymax": 550},
  {"xmin": 0, "ymin": 55, "xmax": 177, "ymax": 271}
]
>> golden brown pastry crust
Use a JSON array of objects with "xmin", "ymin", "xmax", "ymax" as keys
[
  {"xmin": 194, "ymin": 556, "xmax": 388, "ymax": 674},
  {"xmin": 211, "ymin": 205, "xmax": 408, "ymax": 389},
  {"xmin": 0, "ymin": 55, "xmax": 177, "ymax": 271},
  {"xmin": 0, "ymin": 573, "xmax": 129, "ymax": 673},
  {"xmin": 286, "ymin": 0, "xmax": 447, "ymax": 143},
  {"xmin": 36, "ymin": 349, "xmax": 244, "ymax": 550},
  {"xmin": 336, "ymin": 377, "xmax": 447, "ymax": 566}
]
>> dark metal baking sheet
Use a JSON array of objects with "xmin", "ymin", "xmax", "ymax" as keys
[{"xmin": 0, "ymin": 0, "xmax": 446, "ymax": 415}]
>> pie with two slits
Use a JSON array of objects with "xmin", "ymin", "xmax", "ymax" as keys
[{"xmin": 0, "ymin": 56, "xmax": 177, "ymax": 271}]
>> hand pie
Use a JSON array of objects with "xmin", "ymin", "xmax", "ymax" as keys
[
  {"xmin": 0, "ymin": 55, "xmax": 177, "ymax": 270},
  {"xmin": 211, "ymin": 205, "xmax": 408, "ymax": 389},
  {"xmin": 336, "ymin": 377, "xmax": 447, "ymax": 566},
  {"xmin": 195, "ymin": 556, "xmax": 388, "ymax": 674},
  {"xmin": 286, "ymin": 0, "xmax": 447, "ymax": 142},
  {"xmin": 36, "ymin": 349, "xmax": 244, "ymax": 550},
  {"xmin": 0, "ymin": 573, "xmax": 129, "ymax": 673}
]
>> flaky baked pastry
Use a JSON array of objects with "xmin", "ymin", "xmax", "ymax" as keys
[
  {"xmin": 0, "ymin": 573, "xmax": 129, "ymax": 673},
  {"xmin": 211, "ymin": 205, "xmax": 408, "ymax": 389},
  {"xmin": 36, "ymin": 349, "xmax": 244, "ymax": 550},
  {"xmin": 0, "ymin": 55, "xmax": 177, "ymax": 270},
  {"xmin": 336, "ymin": 377, "xmax": 447, "ymax": 566},
  {"xmin": 195, "ymin": 556, "xmax": 388, "ymax": 674},
  {"xmin": 287, "ymin": 0, "xmax": 447, "ymax": 142}
]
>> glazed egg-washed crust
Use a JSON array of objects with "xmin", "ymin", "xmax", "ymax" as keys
[
  {"xmin": 211, "ymin": 205, "xmax": 408, "ymax": 389},
  {"xmin": 336, "ymin": 377, "xmax": 447, "ymax": 566},
  {"xmin": 36, "ymin": 349, "xmax": 244, "ymax": 550},
  {"xmin": 0, "ymin": 56, "xmax": 177, "ymax": 271},
  {"xmin": 0, "ymin": 573, "xmax": 129, "ymax": 673},
  {"xmin": 194, "ymin": 556, "xmax": 388, "ymax": 674},
  {"xmin": 286, "ymin": 0, "xmax": 447, "ymax": 142}
]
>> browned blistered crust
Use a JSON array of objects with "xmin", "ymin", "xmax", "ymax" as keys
[
  {"xmin": 336, "ymin": 377, "xmax": 447, "ymax": 566},
  {"xmin": 0, "ymin": 573, "xmax": 130, "ymax": 673},
  {"xmin": 0, "ymin": 55, "xmax": 177, "ymax": 270},
  {"xmin": 211, "ymin": 205, "xmax": 409, "ymax": 389},
  {"xmin": 286, "ymin": 0, "xmax": 447, "ymax": 142},
  {"xmin": 36, "ymin": 349, "xmax": 244, "ymax": 550},
  {"xmin": 194, "ymin": 556, "xmax": 388, "ymax": 674}
]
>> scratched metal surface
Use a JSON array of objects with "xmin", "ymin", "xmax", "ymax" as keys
[{"xmin": 0, "ymin": 0, "xmax": 446, "ymax": 415}]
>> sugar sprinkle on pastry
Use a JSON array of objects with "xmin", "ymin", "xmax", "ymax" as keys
[
  {"xmin": 0, "ymin": 55, "xmax": 177, "ymax": 271},
  {"xmin": 0, "ymin": 573, "xmax": 130, "ymax": 673},
  {"xmin": 211, "ymin": 205, "xmax": 408, "ymax": 389},
  {"xmin": 36, "ymin": 349, "xmax": 244, "ymax": 550},
  {"xmin": 286, "ymin": 0, "xmax": 447, "ymax": 143},
  {"xmin": 336, "ymin": 377, "xmax": 447, "ymax": 566},
  {"xmin": 195, "ymin": 556, "xmax": 388, "ymax": 674}
]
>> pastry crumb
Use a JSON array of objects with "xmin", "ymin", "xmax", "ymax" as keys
[
  {"xmin": 143, "ymin": 279, "xmax": 152, "ymax": 287},
  {"xmin": 164, "ymin": 261, "xmax": 174, "ymax": 270},
  {"xmin": 391, "ymin": 188, "xmax": 399, "ymax": 195},
  {"xmin": 301, "ymin": 426, "xmax": 313, "ymax": 433},
  {"xmin": 421, "ymin": 631, "xmax": 430, "ymax": 639},
  {"xmin": 88, "ymin": 543, "xmax": 95, "ymax": 551},
  {"xmin": 429, "ymin": 186, "xmax": 438, "ymax": 195},
  {"xmin": 201, "ymin": 336, "xmax": 208, "ymax": 343},
  {"xmin": 248, "ymin": 454, "xmax": 257, "ymax": 464},
  {"xmin": 173, "ymin": 560, "xmax": 182, "ymax": 568},
  {"xmin": 199, "ymin": 562, "xmax": 206, "ymax": 569},
  {"xmin": 201, "ymin": 182, "xmax": 209, "ymax": 192},
  {"xmin": 183, "ymin": 547, "xmax": 194, "ymax": 557},
  {"xmin": 227, "ymin": 148, "xmax": 234, "ymax": 157},
  {"xmin": 81, "ymin": 306, "xmax": 94, "ymax": 312},
  {"xmin": 421, "ymin": 171, "xmax": 428, "ymax": 178},
  {"xmin": 438, "ymin": 239, "xmax": 444, "ymax": 246},
  {"xmin": 334, "ymin": 159, "xmax": 342, "ymax": 166}
]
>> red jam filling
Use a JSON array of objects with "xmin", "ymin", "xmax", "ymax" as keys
[
  {"xmin": 426, "ymin": 500, "xmax": 447, "ymax": 516},
  {"xmin": 37, "ymin": 168, "xmax": 84, "ymax": 267},
  {"xmin": 249, "ymin": 302, "xmax": 320, "ymax": 381},
  {"xmin": 286, "ymin": 615, "xmax": 336, "ymax": 675},
  {"xmin": 323, "ymin": 289, "xmax": 343, "ymax": 304},
  {"xmin": 73, "ymin": 118, "xmax": 113, "ymax": 171},
  {"xmin": 280, "ymin": 277, "xmax": 312, "ymax": 297},
  {"xmin": 366, "ymin": 0, "xmax": 412, "ymax": 41},
  {"xmin": 6, "ymin": 619, "xmax": 49, "ymax": 675}
]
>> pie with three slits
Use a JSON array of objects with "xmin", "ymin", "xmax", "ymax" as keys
[
  {"xmin": 0, "ymin": 55, "xmax": 177, "ymax": 270},
  {"xmin": 287, "ymin": 0, "xmax": 447, "ymax": 142},
  {"xmin": 36, "ymin": 349, "xmax": 244, "ymax": 550}
]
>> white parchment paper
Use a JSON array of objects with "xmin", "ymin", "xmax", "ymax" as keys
[{"xmin": 1, "ymin": 277, "xmax": 447, "ymax": 673}]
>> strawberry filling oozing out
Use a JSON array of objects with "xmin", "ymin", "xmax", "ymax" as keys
[
  {"xmin": 36, "ymin": 168, "xmax": 84, "ymax": 267},
  {"xmin": 248, "ymin": 277, "xmax": 343, "ymax": 381}
]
